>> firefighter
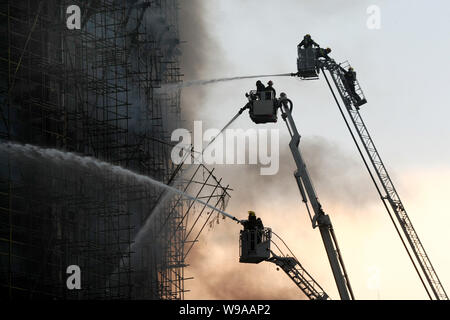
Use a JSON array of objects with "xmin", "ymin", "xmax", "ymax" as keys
[
  {"xmin": 243, "ymin": 211, "xmax": 264, "ymax": 230},
  {"xmin": 243, "ymin": 211, "xmax": 256, "ymax": 230},
  {"xmin": 342, "ymin": 67, "xmax": 362, "ymax": 107},
  {"xmin": 255, "ymin": 80, "xmax": 266, "ymax": 99},
  {"xmin": 298, "ymin": 34, "xmax": 319, "ymax": 49},
  {"xmin": 256, "ymin": 80, "xmax": 266, "ymax": 92},
  {"xmin": 256, "ymin": 215, "xmax": 264, "ymax": 230},
  {"xmin": 266, "ymin": 80, "xmax": 276, "ymax": 97},
  {"xmin": 317, "ymin": 47, "xmax": 332, "ymax": 60},
  {"xmin": 243, "ymin": 211, "xmax": 264, "ymax": 243},
  {"xmin": 255, "ymin": 213, "xmax": 264, "ymax": 243}
]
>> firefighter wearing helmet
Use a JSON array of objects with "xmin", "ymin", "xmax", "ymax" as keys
[
  {"xmin": 342, "ymin": 66, "xmax": 363, "ymax": 107},
  {"xmin": 298, "ymin": 34, "xmax": 319, "ymax": 49},
  {"xmin": 317, "ymin": 47, "xmax": 332, "ymax": 60},
  {"xmin": 266, "ymin": 80, "xmax": 276, "ymax": 97},
  {"xmin": 243, "ymin": 210, "xmax": 264, "ymax": 231}
]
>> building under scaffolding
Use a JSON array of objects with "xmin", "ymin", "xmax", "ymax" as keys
[{"xmin": 0, "ymin": 0, "xmax": 231, "ymax": 299}]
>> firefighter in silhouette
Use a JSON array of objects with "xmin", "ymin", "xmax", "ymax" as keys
[
  {"xmin": 243, "ymin": 211, "xmax": 255, "ymax": 230},
  {"xmin": 255, "ymin": 80, "xmax": 266, "ymax": 99},
  {"xmin": 315, "ymin": 48, "xmax": 332, "ymax": 74},
  {"xmin": 298, "ymin": 34, "xmax": 319, "ymax": 49},
  {"xmin": 243, "ymin": 211, "xmax": 264, "ymax": 244},
  {"xmin": 341, "ymin": 67, "xmax": 365, "ymax": 108},
  {"xmin": 317, "ymin": 47, "xmax": 332, "ymax": 60},
  {"xmin": 266, "ymin": 80, "xmax": 276, "ymax": 97}
]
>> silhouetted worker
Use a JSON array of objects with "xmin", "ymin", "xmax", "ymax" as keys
[
  {"xmin": 243, "ymin": 211, "xmax": 256, "ymax": 230},
  {"xmin": 243, "ymin": 211, "xmax": 264, "ymax": 243},
  {"xmin": 317, "ymin": 47, "xmax": 332, "ymax": 60},
  {"xmin": 256, "ymin": 215, "xmax": 264, "ymax": 230},
  {"xmin": 298, "ymin": 34, "xmax": 319, "ymax": 49},
  {"xmin": 342, "ymin": 67, "xmax": 363, "ymax": 107},
  {"xmin": 255, "ymin": 213, "xmax": 264, "ymax": 243},
  {"xmin": 266, "ymin": 80, "xmax": 276, "ymax": 97},
  {"xmin": 256, "ymin": 80, "xmax": 265, "ymax": 92},
  {"xmin": 243, "ymin": 211, "xmax": 264, "ymax": 230},
  {"xmin": 255, "ymin": 80, "xmax": 266, "ymax": 99}
]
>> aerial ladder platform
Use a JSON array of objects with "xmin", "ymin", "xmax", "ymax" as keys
[
  {"xmin": 322, "ymin": 59, "xmax": 448, "ymax": 300},
  {"xmin": 293, "ymin": 44, "xmax": 448, "ymax": 300},
  {"xmin": 238, "ymin": 89, "xmax": 354, "ymax": 300},
  {"xmin": 232, "ymin": 42, "xmax": 447, "ymax": 300},
  {"xmin": 239, "ymin": 227, "xmax": 329, "ymax": 300}
]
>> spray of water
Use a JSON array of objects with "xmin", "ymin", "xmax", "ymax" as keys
[
  {"xmin": 156, "ymin": 72, "xmax": 292, "ymax": 93},
  {"xmin": 0, "ymin": 114, "xmax": 245, "ymax": 292},
  {"xmin": 134, "ymin": 109, "xmax": 243, "ymax": 242},
  {"xmin": 0, "ymin": 142, "xmax": 241, "ymax": 226}
]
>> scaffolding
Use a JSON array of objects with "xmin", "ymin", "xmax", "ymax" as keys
[{"xmin": 0, "ymin": 0, "xmax": 230, "ymax": 299}]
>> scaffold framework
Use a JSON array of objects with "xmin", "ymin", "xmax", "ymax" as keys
[{"xmin": 0, "ymin": 0, "xmax": 231, "ymax": 299}]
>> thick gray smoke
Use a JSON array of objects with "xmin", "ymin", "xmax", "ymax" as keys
[
  {"xmin": 124, "ymin": 0, "xmax": 181, "ymax": 59},
  {"xmin": 125, "ymin": 0, "xmax": 183, "ymax": 135},
  {"xmin": 179, "ymin": 0, "xmax": 221, "ymax": 124},
  {"xmin": 214, "ymin": 135, "xmax": 376, "ymax": 211},
  {"xmin": 186, "ymin": 241, "xmax": 306, "ymax": 300},
  {"xmin": 179, "ymin": 0, "xmax": 217, "ymax": 84}
]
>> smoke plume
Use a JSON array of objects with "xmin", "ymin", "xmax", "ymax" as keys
[{"xmin": 178, "ymin": 0, "xmax": 222, "ymax": 124}]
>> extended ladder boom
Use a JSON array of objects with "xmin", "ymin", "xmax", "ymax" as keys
[
  {"xmin": 321, "ymin": 60, "xmax": 448, "ymax": 300},
  {"xmin": 279, "ymin": 96, "xmax": 354, "ymax": 300},
  {"xmin": 268, "ymin": 252, "xmax": 329, "ymax": 300}
]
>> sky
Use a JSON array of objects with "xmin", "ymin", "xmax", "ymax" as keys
[{"xmin": 178, "ymin": 0, "xmax": 450, "ymax": 300}]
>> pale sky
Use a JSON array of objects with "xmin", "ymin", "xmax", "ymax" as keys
[{"xmin": 180, "ymin": 0, "xmax": 450, "ymax": 300}]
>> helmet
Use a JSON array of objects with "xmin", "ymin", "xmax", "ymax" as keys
[
  {"xmin": 326, "ymin": 47, "xmax": 331, "ymax": 53},
  {"xmin": 305, "ymin": 34, "xmax": 311, "ymax": 38},
  {"xmin": 348, "ymin": 67, "xmax": 354, "ymax": 72},
  {"xmin": 256, "ymin": 80, "xmax": 262, "ymax": 85},
  {"xmin": 248, "ymin": 210, "xmax": 256, "ymax": 217},
  {"xmin": 267, "ymin": 80, "xmax": 273, "ymax": 86}
]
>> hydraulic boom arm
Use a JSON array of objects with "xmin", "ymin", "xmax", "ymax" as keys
[{"xmin": 278, "ymin": 94, "xmax": 354, "ymax": 300}]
